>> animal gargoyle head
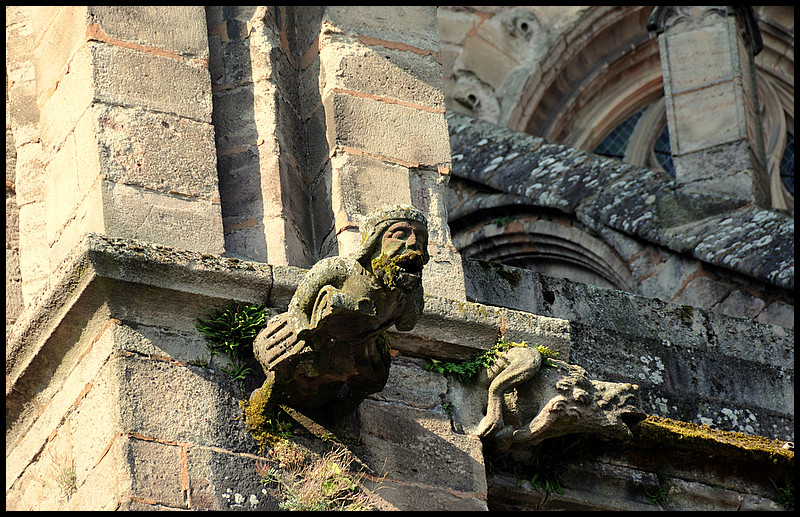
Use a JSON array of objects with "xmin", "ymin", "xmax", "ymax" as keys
[{"xmin": 509, "ymin": 360, "xmax": 646, "ymax": 447}]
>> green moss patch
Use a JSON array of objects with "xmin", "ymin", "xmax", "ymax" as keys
[{"xmin": 633, "ymin": 416, "xmax": 793, "ymax": 467}]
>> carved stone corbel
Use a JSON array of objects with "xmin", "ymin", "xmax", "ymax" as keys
[
  {"xmin": 250, "ymin": 205, "xmax": 429, "ymax": 426},
  {"xmin": 457, "ymin": 346, "xmax": 646, "ymax": 452}
]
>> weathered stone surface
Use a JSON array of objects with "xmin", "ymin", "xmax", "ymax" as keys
[
  {"xmin": 88, "ymin": 6, "xmax": 210, "ymax": 58},
  {"xmin": 321, "ymin": 6, "xmax": 442, "ymax": 53},
  {"xmin": 6, "ymin": 228, "xmax": 793, "ymax": 510},
  {"xmin": 184, "ymin": 447, "xmax": 279, "ymax": 510},
  {"xmin": 358, "ymin": 398, "xmax": 487, "ymax": 498},
  {"xmin": 447, "ymin": 111, "xmax": 794, "ymax": 291},
  {"xmin": 252, "ymin": 205, "xmax": 429, "ymax": 424}
]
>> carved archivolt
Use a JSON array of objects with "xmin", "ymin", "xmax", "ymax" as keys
[{"xmin": 452, "ymin": 212, "xmax": 635, "ymax": 292}]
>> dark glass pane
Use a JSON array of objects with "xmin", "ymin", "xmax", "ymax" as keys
[
  {"xmin": 593, "ymin": 108, "xmax": 645, "ymax": 160},
  {"xmin": 780, "ymin": 132, "xmax": 794, "ymax": 197},
  {"xmin": 653, "ymin": 124, "xmax": 675, "ymax": 177}
]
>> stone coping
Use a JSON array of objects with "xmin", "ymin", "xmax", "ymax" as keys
[{"xmin": 446, "ymin": 111, "xmax": 794, "ymax": 291}]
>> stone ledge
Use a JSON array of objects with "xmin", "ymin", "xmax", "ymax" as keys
[
  {"xmin": 6, "ymin": 233, "xmax": 793, "ymax": 443},
  {"xmin": 485, "ymin": 416, "xmax": 793, "ymax": 511}
]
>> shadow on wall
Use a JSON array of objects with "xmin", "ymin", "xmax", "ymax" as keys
[{"xmin": 207, "ymin": 6, "xmax": 330, "ymax": 267}]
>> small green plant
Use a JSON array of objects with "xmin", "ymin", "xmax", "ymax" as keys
[
  {"xmin": 49, "ymin": 451, "xmax": 77, "ymax": 500},
  {"xmin": 271, "ymin": 440, "xmax": 307, "ymax": 470},
  {"xmin": 645, "ymin": 469, "xmax": 672, "ymax": 507},
  {"xmin": 486, "ymin": 435, "xmax": 580, "ymax": 495},
  {"xmin": 491, "ymin": 215, "xmax": 516, "ymax": 227},
  {"xmin": 770, "ymin": 476, "xmax": 794, "ymax": 509},
  {"xmin": 196, "ymin": 302, "xmax": 270, "ymax": 393},
  {"xmin": 56, "ymin": 466, "xmax": 77, "ymax": 499},
  {"xmin": 425, "ymin": 335, "xmax": 558, "ymax": 384}
]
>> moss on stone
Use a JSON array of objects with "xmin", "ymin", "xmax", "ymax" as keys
[
  {"xmin": 241, "ymin": 375, "xmax": 290, "ymax": 453},
  {"xmin": 676, "ymin": 305, "xmax": 694, "ymax": 326},
  {"xmin": 633, "ymin": 416, "xmax": 793, "ymax": 467},
  {"xmin": 370, "ymin": 250, "xmax": 423, "ymax": 290}
]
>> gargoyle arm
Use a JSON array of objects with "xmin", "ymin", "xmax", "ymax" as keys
[{"xmin": 288, "ymin": 257, "xmax": 351, "ymax": 334}]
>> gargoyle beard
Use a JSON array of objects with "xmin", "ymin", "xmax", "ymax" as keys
[{"xmin": 371, "ymin": 250, "xmax": 424, "ymax": 291}]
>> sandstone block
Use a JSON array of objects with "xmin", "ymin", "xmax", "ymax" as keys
[
  {"xmin": 113, "ymin": 353, "xmax": 256, "ymax": 453},
  {"xmin": 212, "ymin": 85, "xmax": 261, "ymax": 150},
  {"xmin": 93, "ymin": 104, "xmax": 219, "ymax": 198},
  {"xmin": 669, "ymin": 82, "xmax": 744, "ymax": 154},
  {"xmin": 318, "ymin": 43, "xmax": 445, "ymax": 108},
  {"xmin": 223, "ymin": 224, "xmax": 268, "ymax": 262},
  {"xmin": 44, "ymin": 134, "xmax": 82, "ymax": 243},
  {"xmin": 88, "ymin": 6, "xmax": 209, "ymax": 58},
  {"xmin": 91, "ymin": 43, "xmax": 213, "ymax": 123},
  {"xmin": 218, "ymin": 148, "xmax": 271, "ymax": 221},
  {"xmin": 714, "ymin": 289, "xmax": 766, "ymax": 320},
  {"xmin": 357, "ymin": 398, "xmax": 486, "ymax": 495},
  {"xmin": 67, "ymin": 354, "xmax": 127, "ymax": 485},
  {"xmin": 11, "ymin": 142, "xmax": 45, "ymax": 207},
  {"xmin": 304, "ymin": 101, "xmax": 330, "ymax": 177},
  {"xmin": 185, "ymin": 447, "xmax": 280, "ymax": 510},
  {"xmin": 661, "ymin": 24, "xmax": 737, "ymax": 94},
  {"xmin": 38, "ymin": 43, "xmax": 94, "ymax": 156},
  {"xmin": 670, "ymin": 276, "xmax": 731, "ymax": 309},
  {"xmin": 47, "ymin": 183, "xmax": 105, "ymax": 270},
  {"xmin": 323, "ymin": 91, "xmax": 451, "ymax": 168},
  {"xmin": 31, "ymin": 6, "xmax": 89, "ymax": 101},
  {"xmin": 65, "ymin": 433, "xmax": 129, "ymax": 510},
  {"xmin": 371, "ymin": 479, "xmax": 488, "ymax": 511},
  {"xmin": 331, "ymin": 153, "xmax": 413, "ymax": 222},
  {"xmin": 322, "ymin": 6, "xmax": 441, "ymax": 53},
  {"xmin": 127, "ymin": 438, "xmax": 185, "ymax": 507},
  {"xmin": 100, "ymin": 181, "xmax": 224, "ymax": 255}
]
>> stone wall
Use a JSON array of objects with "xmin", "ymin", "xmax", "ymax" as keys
[
  {"xmin": 6, "ymin": 6, "xmax": 793, "ymax": 511},
  {"xmin": 6, "ymin": 234, "xmax": 792, "ymax": 509}
]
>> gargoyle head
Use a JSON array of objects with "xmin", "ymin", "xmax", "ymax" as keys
[
  {"xmin": 513, "ymin": 361, "xmax": 646, "ymax": 446},
  {"xmin": 356, "ymin": 205, "xmax": 430, "ymax": 290}
]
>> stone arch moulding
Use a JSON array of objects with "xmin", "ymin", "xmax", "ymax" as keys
[
  {"xmin": 506, "ymin": 6, "xmax": 657, "ymax": 141},
  {"xmin": 451, "ymin": 207, "xmax": 635, "ymax": 293}
]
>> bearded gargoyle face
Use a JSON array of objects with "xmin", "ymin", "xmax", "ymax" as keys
[{"xmin": 371, "ymin": 220, "xmax": 429, "ymax": 289}]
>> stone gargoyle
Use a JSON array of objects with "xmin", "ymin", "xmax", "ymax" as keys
[
  {"xmin": 252, "ymin": 205, "xmax": 429, "ymax": 426},
  {"xmin": 460, "ymin": 346, "xmax": 645, "ymax": 452}
]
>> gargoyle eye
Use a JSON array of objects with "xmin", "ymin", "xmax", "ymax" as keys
[{"xmin": 574, "ymin": 390, "xmax": 591, "ymax": 406}]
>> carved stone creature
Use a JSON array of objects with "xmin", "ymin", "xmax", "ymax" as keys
[
  {"xmin": 252, "ymin": 205, "xmax": 429, "ymax": 425},
  {"xmin": 474, "ymin": 346, "xmax": 645, "ymax": 451}
]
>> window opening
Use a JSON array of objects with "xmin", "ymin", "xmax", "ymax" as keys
[
  {"xmin": 653, "ymin": 124, "xmax": 675, "ymax": 177},
  {"xmin": 779, "ymin": 132, "xmax": 794, "ymax": 197},
  {"xmin": 593, "ymin": 108, "xmax": 645, "ymax": 160}
]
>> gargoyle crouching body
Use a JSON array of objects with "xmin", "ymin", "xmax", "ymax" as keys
[
  {"xmin": 252, "ymin": 205, "xmax": 429, "ymax": 426},
  {"xmin": 474, "ymin": 346, "xmax": 645, "ymax": 453}
]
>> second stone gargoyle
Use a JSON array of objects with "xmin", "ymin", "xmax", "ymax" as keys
[
  {"xmin": 470, "ymin": 346, "xmax": 646, "ymax": 452},
  {"xmin": 251, "ymin": 205, "xmax": 429, "ymax": 426}
]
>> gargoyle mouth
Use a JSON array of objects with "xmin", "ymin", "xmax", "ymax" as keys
[
  {"xmin": 621, "ymin": 410, "xmax": 647, "ymax": 431},
  {"xmin": 394, "ymin": 250, "xmax": 425, "ymax": 274}
]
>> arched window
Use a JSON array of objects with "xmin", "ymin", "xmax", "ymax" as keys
[{"xmin": 591, "ymin": 98, "xmax": 676, "ymax": 178}]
